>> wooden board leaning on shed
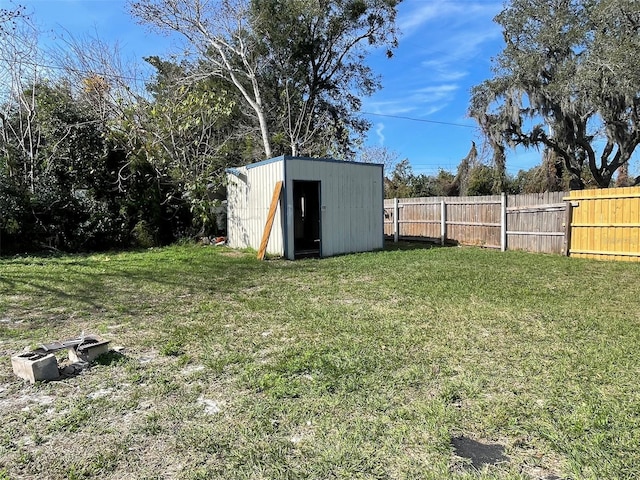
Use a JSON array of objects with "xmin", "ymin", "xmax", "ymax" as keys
[{"xmin": 257, "ymin": 181, "xmax": 283, "ymax": 260}]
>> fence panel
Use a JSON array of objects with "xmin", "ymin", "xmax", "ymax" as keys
[
  {"xmin": 568, "ymin": 186, "xmax": 640, "ymax": 262},
  {"xmin": 506, "ymin": 192, "xmax": 567, "ymax": 254},
  {"xmin": 384, "ymin": 192, "xmax": 569, "ymax": 254},
  {"xmin": 446, "ymin": 196, "xmax": 502, "ymax": 248},
  {"xmin": 398, "ymin": 197, "xmax": 443, "ymax": 240}
]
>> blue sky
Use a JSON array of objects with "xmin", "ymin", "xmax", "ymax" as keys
[{"xmin": 19, "ymin": 0, "xmax": 548, "ymax": 176}]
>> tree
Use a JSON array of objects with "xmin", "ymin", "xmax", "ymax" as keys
[
  {"xmin": 0, "ymin": 1, "xmax": 24, "ymax": 33},
  {"xmin": 466, "ymin": 164, "xmax": 495, "ymax": 196},
  {"xmin": 384, "ymin": 159, "xmax": 413, "ymax": 198},
  {"xmin": 0, "ymin": 14, "xmax": 43, "ymax": 194},
  {"xmin": 129, "ymin": 0, "xmax": 400, "ymax": 159},
  {"xmin": 469, "ymin": 0, "xmax": 640, "ymax": 189},
  {"xmin": 138, "ymin": 56, "xmax": 244, "ymax": 235},
  {"xmin": 448, "ymin": 142, "xmax": 478, "ymax": 196},
  {"xmin": 130, "ymin": 0, "xmax": 275, "ymax": 157},
  {"xmin": 51, "ymin": 32, "xmax": 146, "ymax": 126},
  {"xmin": 251, "ymin": 0, "xmax": 400, "ymax": 157},
  {"xmin": 383, "ymin": 159, "xmax": 457, "ymax": 198},
  {"xmin": 358, "ymin": 145, "xmax": 399, "ymax": 175},
  {"xmin": 410, "ymin": 170, "xmax": 455, "ymax": 197},
  {"xmin": 1, "ymin": 78, "xmax": 120, "ymax": 251}
]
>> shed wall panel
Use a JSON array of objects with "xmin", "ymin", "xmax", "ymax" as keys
[
  {"xmin": 285, "ymin": 159, "xmax": 383, "ymax": 259},
  {"xmin": 227, "ymin": 160, "xmax": 284, "ymax": 255},
  {"xmin": 247, "ymin": 160, "xmax": 285, "ymax": 255},
  {"xmin": 226, "ymin": 166, "xmax": 249, "ymax": 249}
]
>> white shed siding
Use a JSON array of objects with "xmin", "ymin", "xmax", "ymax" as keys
[
  {"xmin": 284, "ymin": 158, "xmax": 383, "ymax": 259},
  {"xmin": 226, "ymin": 166, "xmax": 249, "ymax": 250},
  {"xmin": 228, "ymin": 156, "xmax": 383, "ymax": 259},
  {"xmin": 227, "ymin": 159, "xmax": 284, "ymax": 255}
]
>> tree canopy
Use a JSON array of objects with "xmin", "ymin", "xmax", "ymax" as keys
[
  {"xmin": 469, "ymin": 0, "xmax": 640, "ymax": 189},
  {"xmin": 130, "ymin": 0, "xmax": 400, "ymax": 159},
  {"xmin": 0, "ymin": 2, "xmax": 401, "ymax": 253}
]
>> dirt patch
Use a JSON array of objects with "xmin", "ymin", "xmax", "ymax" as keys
[
  {"xmin": 0, "ymin": 392, "xmax": 55, "ymax": 411},
  {"xmin": 197, "ymin": 396, "xmax": 222, "ymax": 414},
  {"xmin": 180, "ymin": 364, "xmax": 205, "ymax": 375},
  {"xmin": 522, "ymin": 465, "xmax": 563, "ymax": 480}
]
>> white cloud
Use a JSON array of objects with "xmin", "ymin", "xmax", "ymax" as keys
[
  {"xmin": 375, "ymin": 123, "xmax": 385, "ymax": 145},
  {"xmin": 364, "ymin": 0, "xmax": 506, "ymax": 126},
  {"xmin": 365, "ymin": 83, "xmax": 459, "ymax": 120},
  {"xmin": 365, "ymin": 99, "xmax": 415, "ymax": 116},
  {"xmin": 417, "ymin": 26, "xmax": 500, "ymax": 83},
  {"xmin": 414, "ymin": 84, "xmax": 458, "ymax": 97},
  {"xmin": 398, "ymin": 3, "xmax": 449, "ymax": 35},
  {"xmin": 369, "ymin": 1, "xmax": 503, "ymax": 118},
  {"xmin": 421, "ymin": 59, "xmax": 468, "ymax": 82},
  {"xmin": 398, "ymin": 0, "xmax": 502, "ymax": 37}
]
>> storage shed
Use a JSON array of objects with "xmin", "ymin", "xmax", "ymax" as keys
[{"xmin": 226, "ymin": 155, "xmax": 384, "ymax": 259}]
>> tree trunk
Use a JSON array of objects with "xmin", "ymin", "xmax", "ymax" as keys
[{"xmin": 256, "ymin": 107, "xmax": 272, "ymax": 159}]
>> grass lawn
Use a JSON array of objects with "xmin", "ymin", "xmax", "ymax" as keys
[{"xmin": 1, "ymin": 243, "xmax": 639, "ymax": 479}]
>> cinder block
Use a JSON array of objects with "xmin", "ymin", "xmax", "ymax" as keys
[
  {"xmin": 68, "ymin": 339, "xmax": 110, "ymax": 363},
  {"xmin": 11, "ymin": 352, "xmax": 60, "ymax": 383}
]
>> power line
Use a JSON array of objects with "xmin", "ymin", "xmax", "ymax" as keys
[
  {"xmin": 1, "ymin": 57, "xmax": 479, "ymax": 132},
  {"xmin": 361, "ymin": 111, "xmax": 476, "ymax": 129},
  {"xmin": 0, "ymin": 56, "xmax": 148, "ymax": 83}
]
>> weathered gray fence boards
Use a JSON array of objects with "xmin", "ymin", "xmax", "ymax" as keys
[
  {"xmin": 505, "ymin": 192, "xmax": 566, "ymax": 254},
  {"xmin": 384, "ymin": 192, "xmax": 569, "ymax": 254}
]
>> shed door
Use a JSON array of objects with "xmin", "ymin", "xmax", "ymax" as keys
[{"xmin": 293, "ymin": 181, "xmax": 321, "ymax": 258}]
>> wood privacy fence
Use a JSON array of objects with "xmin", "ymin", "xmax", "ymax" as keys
[
  {"xmin": 384, "ymin": 187, "xmax": 640, "ymax": 260},
  {"xmin": 567, "ymin": 187, "xmax": 640, "ymax": 261},
  {"xmin": 384, "ymin": 192, "xmax": 568, "ymax": 254}
]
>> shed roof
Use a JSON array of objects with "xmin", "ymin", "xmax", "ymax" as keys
[{"xmin": 227, "ymin": 155, "xmax": 383, "ymax": 172}]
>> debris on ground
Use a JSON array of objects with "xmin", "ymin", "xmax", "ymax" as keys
[
  {"xmin": 199, "ymin": 236, "xmax": 227, "ymax": 246},
  {"xmin": 11, "ymin": 334, "xmax": 111, "ymax": 383}
]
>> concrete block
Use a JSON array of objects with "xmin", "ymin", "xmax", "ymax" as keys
[
  {"xmin": 68, "ymin": 339, "xmax": 110, "ymax": 363},
  {"xmin": 11, "ymin": 352, "xmax": 59, "ymax": 383}
]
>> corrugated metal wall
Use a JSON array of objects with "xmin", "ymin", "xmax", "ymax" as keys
[
  {"xmin": 285, "ymin": 158, "xmax": 383, "ymax": 259},
  {"xmin": 226, "ymin": 166, "xmax": 249, "ymax": 249},
  {"xmin": 226, "ymin": 159, "xmax": 285, "ymax": 255},
  {"xmin": 568, "ymin": 186, "xmax": 640, "ymax": 262}
]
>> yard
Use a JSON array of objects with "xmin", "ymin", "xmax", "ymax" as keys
[{"xmin": 1, "ymin": 244, "xmax": 639, "ymax": 479}]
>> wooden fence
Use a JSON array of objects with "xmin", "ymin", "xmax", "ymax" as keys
[
  {"xmin": 567, "ymin": 187, "xmax": 640, "ymax": 262},
  {"xmin": 384, "ymin": 187, "xmax": 640, "ymax": 260},
  {"xmin": 384, "ymin": 192, "xmax": 569, "ymax": 255}
]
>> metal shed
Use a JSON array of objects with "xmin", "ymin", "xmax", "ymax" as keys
[{"xmin": 226, "ymin": 155, "xmax": 384, "ymax": 259}]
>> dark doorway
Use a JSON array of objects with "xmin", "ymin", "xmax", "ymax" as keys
[{"xmin": 293, "ymin": 181, "xmax": 321, "ymax": 258}]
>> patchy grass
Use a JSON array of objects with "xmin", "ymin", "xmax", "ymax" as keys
[{"xmin": 1, "ymin": 243, "xmax": 639, "ymax": 479}]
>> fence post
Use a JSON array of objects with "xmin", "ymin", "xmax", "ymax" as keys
[
  {"xmin": 393, "ymin": 197, "xmax": 399, "ymax": 243},
  {"xmin": 440, "ymin": 200, "xmax": 446, "ymax": 246},
  {"xmin": 563, "ymin": 200, "xmax": 573, "ymax": 256},
  {"xmin": 500, "ymin": 193, "xmax": 507, "ymax": 252}
]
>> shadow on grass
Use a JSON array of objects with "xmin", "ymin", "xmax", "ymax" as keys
[
  {"xmin": 49, "ymin": 351, "xmax": 127, "ymax": 382},
  {"xmin": 384, "ymin": 238, "xmax": 459, "ymax": 251},
  {"xmin": 0, "ymin": 246, "xmax": 263, "ymax": 317},
  {"xmin": 93, "ymin": 350, "xmax": 128, "ymax": 366}
]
